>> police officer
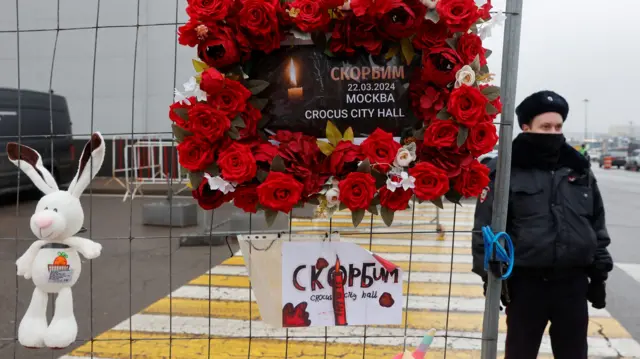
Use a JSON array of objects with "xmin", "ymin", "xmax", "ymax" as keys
[{"xmin": 471, "ymin": 90, "xmax": 613, "ymax": 359}]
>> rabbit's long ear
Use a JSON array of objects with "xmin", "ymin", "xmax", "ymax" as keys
[
  {"xmin": 6, "ymin": 143, "xmax": 59, "ymax": 195},
  {"xmin": 68, "ymin": 132, "xmax": 106, "ymax": 198}
]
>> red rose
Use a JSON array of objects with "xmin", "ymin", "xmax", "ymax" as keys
[
  {"xmin": 360, "ymin": 128, "xmax": 401, "ymax": 173},
  {"xmin": 257, "ymin": 172, "xmax": 304, "ymax": 213},
  {"xmin": 436, "ymin": 0, "xmax": 480, "ymax": 33},
  {"xmin": 192, "ymin": 177, "xmax": 232, "ymax": 210},
  {"xmin": 289, "ymin": 0, "xmax": 331, "ymax": 33},
  {"xmin": 421, "ymin": 47, "xmax": 463, "ymax": 87},
  {"xmin": 329, "ymin": 15, "xmax": 356, "ymax": 56},
  {"xmin": 350, "ymin": 0, "xmax": 394, "ymax": 18},
  {"xmin": 178, "ymin": 19, "xmax": 206, "ymax": 47},
  {"xmin": 326, "ymin": 140, "xmax": 364, "ymax": 177},
  {"xmin": 217, "ymin": 143, "xmax": 258, "ymax": 183},
  {"xmin": 177, "ymin": 135, "xmax": 216, "ymax": 172},
  {"xmin": 252, "ymin": 142, "xmax": 279, "ymax": 164},
  {"xmin": 448, "ymin": 85, "xmax": 489, "ymax": 128},
  {"xmin": 408, "ymin": 161, "xmax": 450, "ymax": 201},
  {"xmin": 457, "ymin": 33, "xmax": 487, "ymax": 66},
  {"xmin": 273, "ymin": 131, "xmax": 324, "ymax": 173},
  {"xmin": 186, "ymin": 0, "xmax": 234, "ymax": 21},
  {"xmin": 466, "ymin": 122, "xmax": 498, "ymax": 157},
  {"xmin": 207, "ymin": 79, "xmax": 251, "ymax": 117},
  {"xmin": 453, "ymin": 160, "xmax": 490, "ymax": 198},
  {"xmin": 169, "ymin": 97, "xmax": 195, "ymax": 129},
  {"xmin": 478, "ymin": 0, "xmax": 492, "ymax": 20},
  {"xmin": 200, "ymin": 67, "xmax": 226, "ymax": 95},
  {"xmin": 233, "ymin": 184, "xmax": 259, "ymax": 213},
  {"xmin": 197, "ymin": 25, "xmax": 243, "ymax": 69},
  {"xmin": 409, "ymin": 74, "xmax": 449, "ymax": 124},
  {"xmin": 412, "ymin": 20, "xmax": 450, "ymax": 51},
  {"xmin": 352, "ymin": 16, "xmax": 383, "ymax": 55},
  {"xmin": 238, "ymin": 0, "xmax": 282, "ymax": 54},
  {"xmin": 338, "ymin": 172, "xmax": 377, "ymax": 211},
  {"xmin": 379, "ymin": 0, "xmax": 426, "ymax": 41},
  {"xmin": 379, "ymin": 187, "xmax": 413, "ymax": 211},
  {"xmin": 423, "ymin": 120, "xmax": 459, "ymax": 148},
  {"xmin": 417, "ymin": 143, "xmax": 473, "ymax": 177},
  {"xmin": 187, "ymin": 103, "xmax": 231, "ymax": 142},
  {"xmin": 239, "ymin": 104, "xmax": 262, "ymax": 139}
]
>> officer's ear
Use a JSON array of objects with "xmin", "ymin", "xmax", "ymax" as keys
[{"xmin": 522, "ymin": 124, "xmax": 531, "ymax": 132}]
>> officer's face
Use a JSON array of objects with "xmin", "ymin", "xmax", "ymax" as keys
[{"xmin": 523, "ymin": 112, "xmax": 564, "ymax": 134}]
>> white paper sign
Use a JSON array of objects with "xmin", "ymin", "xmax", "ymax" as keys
[{"xmin": 281, "ymin": 241, "xmax": 404, "ymax": 327}]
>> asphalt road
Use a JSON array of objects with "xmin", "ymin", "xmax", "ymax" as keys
[
  {"xmin": 1, "ymin": 166, "xmax": 640, "ymax": 358},
  {"xmin": 0, "ymin": 193, "xmax": 238, "ymax": 359}
]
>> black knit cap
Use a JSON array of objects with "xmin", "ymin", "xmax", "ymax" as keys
[{"xmin": 515, "ymin": 90, "xmax": 569, "ymax": 129}]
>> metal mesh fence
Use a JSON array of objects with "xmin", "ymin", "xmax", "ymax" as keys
[{"xmin": 0, "ymin": 0, "xmax": 509, "ymax": 358}]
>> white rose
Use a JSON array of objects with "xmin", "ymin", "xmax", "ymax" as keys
[
  {"xmin": 325, "ymin": 188, "xmax": 340, "ymax": 208},
  {"xmin": 455, "ymin": 65, "xmax": 476, "ymax": 88},
  {"xmin": 394, "ymin": 148, "xmax": 415, "ymax": 167}
]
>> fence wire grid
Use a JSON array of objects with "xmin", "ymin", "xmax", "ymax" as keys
[{"xmin": 0, "ymin": 0, "xmax": 511, "ymax": 358}]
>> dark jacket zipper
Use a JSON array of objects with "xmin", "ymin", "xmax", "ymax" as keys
[{"xmin": 550, "ymin": 170, "xmax": 557, "ymax": 266}]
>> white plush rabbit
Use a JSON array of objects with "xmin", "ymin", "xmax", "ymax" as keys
[{"xmin": 6, "ymin": 132, "xmax": 105, "ymax": 349}]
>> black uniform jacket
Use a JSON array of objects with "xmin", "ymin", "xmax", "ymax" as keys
[{"xmin": 471, "ymin": 144, "xmax": 613, "ymax": 281}]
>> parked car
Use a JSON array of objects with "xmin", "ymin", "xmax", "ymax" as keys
[
  {"xmin": 598, "ymin": 151, "xmax": 627, "ymax": 169},
  {"xmin": 0, "ymin": 88, "xmax": 76, "ymax": 194},
  {"xmin": 625, "ymin": 149, "xmax": 640, "ymax": 171}
]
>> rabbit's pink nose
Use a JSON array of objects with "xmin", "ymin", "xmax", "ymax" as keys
[{"xmin": 35, "ymin": 217, "xmax": 53, "ymax": 229}]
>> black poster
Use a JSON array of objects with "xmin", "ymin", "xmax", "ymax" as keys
[{"xmin": 248, "ymin": 46, "xmax": 420, "ymax": 138}]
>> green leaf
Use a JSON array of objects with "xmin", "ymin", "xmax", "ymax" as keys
[
  {"xmin": 325, "ymin": 121, "xmax": 342, "ymax": 146},
  {"xmin": 265, "ymin": 209, "xmax": 278, "ymax": 227},
  {"xmin": 425, "ymin": 10, "xmax": 440, "ymax": 23},
  {"xmin": 430, "ymin": 197, "xmax": 444, "ymax": 209},
  {"xmin": 205, "ymin": 163, "xmax": 220, "ymax": 176},
  {"xmin": 246, "ymin": 79, "xmax": 270, "ymax": 95},
  {"xmin": 371, "ymin": 196, "xmax": 381, "ymax": 206},
  {"xmin": 413, "ymin": 127, "xmax": 425, "ymax": 141},
  {"xmin": 192, "ymin": 59, "xmax": 209, "ymax": 73},
  {"xmin": 481, "ymin": 85, "xmax": 500, "ymax": 101},
  {"xmin": 342, "ymin": 127, "xmax": 354, "ymax": 142},
  {"xmin": 479, "ymin": 64, "xmax": 490, "ymax": 74},
  {"xmin": 324, "ymin": 48, "xmax": 336, "ymax": 57},
  {"xmin": 445, "ymin": 189, "xmax": 463, "ymax": 205},
  {"xmin": 339, "ymin": 202, "xmax": 348, "ymax": 211},
  {"xmin": 368, "ymin": 204, "xmax": 379, "ymax": 216},
  {"xmin": 189, "ymin": 171, "xmax": 204, "ymax": 190},
  {"xmin": 357, "ymin": 159, "xmax": 371, "ymax": 173},
  {"xmin": 271, "ymin": 155, "xmax": 286, "ymax": 172},
  {"xmin": 248, "ymin": 97, "xmax": 269, "ymax": 111},
  {"xmin": 317, "ymin": 141, "xmax": 335, "ymax": 156},
  {"xmin": 171, "ymin": 124, "xmax": 192, "ymax": 143},
  {"xmin": 172, "ymin": 107, "xmax": 189, "ymax": 122},
  {"xmin": 371, "ymin": 170, "xmax": 387, "ymax": 189},
  {"xmin": 351, "ymin": 209, "xmax": 365, "ymax": 227},
  {"xmin": 436, "ymin": 108, "xmax": 451, "ymax": 120},
  {"xmin": 445, "ymin": 38, "xmax": 458, "ymax": 50},
  {"xmin": 231, "ymin": 115, "xmax": 246, "ymax": 129},
  {"xmin": 380, "ymin": 206, "xmax": 395, "ymax": 227},
  {"xmin": 470, "ymin": 24, "xmax": 478, "ymax": 34},
  {"xmin": 485, "ymin": 49, "xmax": 492, "ymax": 59},
  {"xmin": 486, "ymin": 102, "xmax": 499, "ymax": 115},
  {"xmin": 307, "ymin": 196, "xmax": 320, "ymax": 205},
  {"xmin": 470, "ymin": 55, "xmax": 481, "ymax": 73},
  {"xmin": 385, "ymin": 46, "xmax": 400, "ymax": 60},
  {"xmin": 256, "ymin": 169, "xmax": 268, "ymax": 182},
  {"xmin": 227, "ymin": 127, "xmax": 240, "ymax": 140},
  {"xmin": 457, "ymin": 126, "xmax": 469, "ymax": 147},
  {"xmin": 400, "ymin": 38, "xmax": 415, "ymax": 65}
]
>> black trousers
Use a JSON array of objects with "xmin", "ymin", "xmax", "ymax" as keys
[{"xmin": 504, "ymin": 273, "xmax": 589, "ymax": 359}]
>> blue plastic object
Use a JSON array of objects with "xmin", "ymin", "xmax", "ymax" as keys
[{"xmin": 482, "ymin": 225, "xmax": 514, "ymax": 280}]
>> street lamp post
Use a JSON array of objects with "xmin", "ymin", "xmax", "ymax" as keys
[{"xmin": 583, "ymin": 99, "xmax": 589, "ymax": 141}]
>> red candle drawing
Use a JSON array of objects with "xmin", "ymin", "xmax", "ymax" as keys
[{"xmin": 332, "ymin": 255, "xmax": 348, "ymax": 326}]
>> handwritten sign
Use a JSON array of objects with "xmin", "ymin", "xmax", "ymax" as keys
[{"xmin": 281, "ymin": 241, "xmax": 403, "ymax": 327}]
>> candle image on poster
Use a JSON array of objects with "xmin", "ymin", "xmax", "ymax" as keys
[
  {"xmin": 281, "ymin": 242, "xmax": 404, "ymax": 327},
  {"xmin": 247, "ymin": 46, "xmax": 419, "ymax": 138}
]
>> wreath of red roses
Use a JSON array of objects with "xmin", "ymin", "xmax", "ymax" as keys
[{"xmin": 170, "ymin": 0, "xmax": 502, "ymax": 227}]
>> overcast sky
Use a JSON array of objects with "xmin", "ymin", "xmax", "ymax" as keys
[{"xmin": 485, "ymin": 0, "xmax": 639, "ymax": 136}]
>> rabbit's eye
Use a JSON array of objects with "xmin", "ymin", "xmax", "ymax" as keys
[{"xmin": 53, "ymin": 208, "xmax": 58, "ymax": 212}]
